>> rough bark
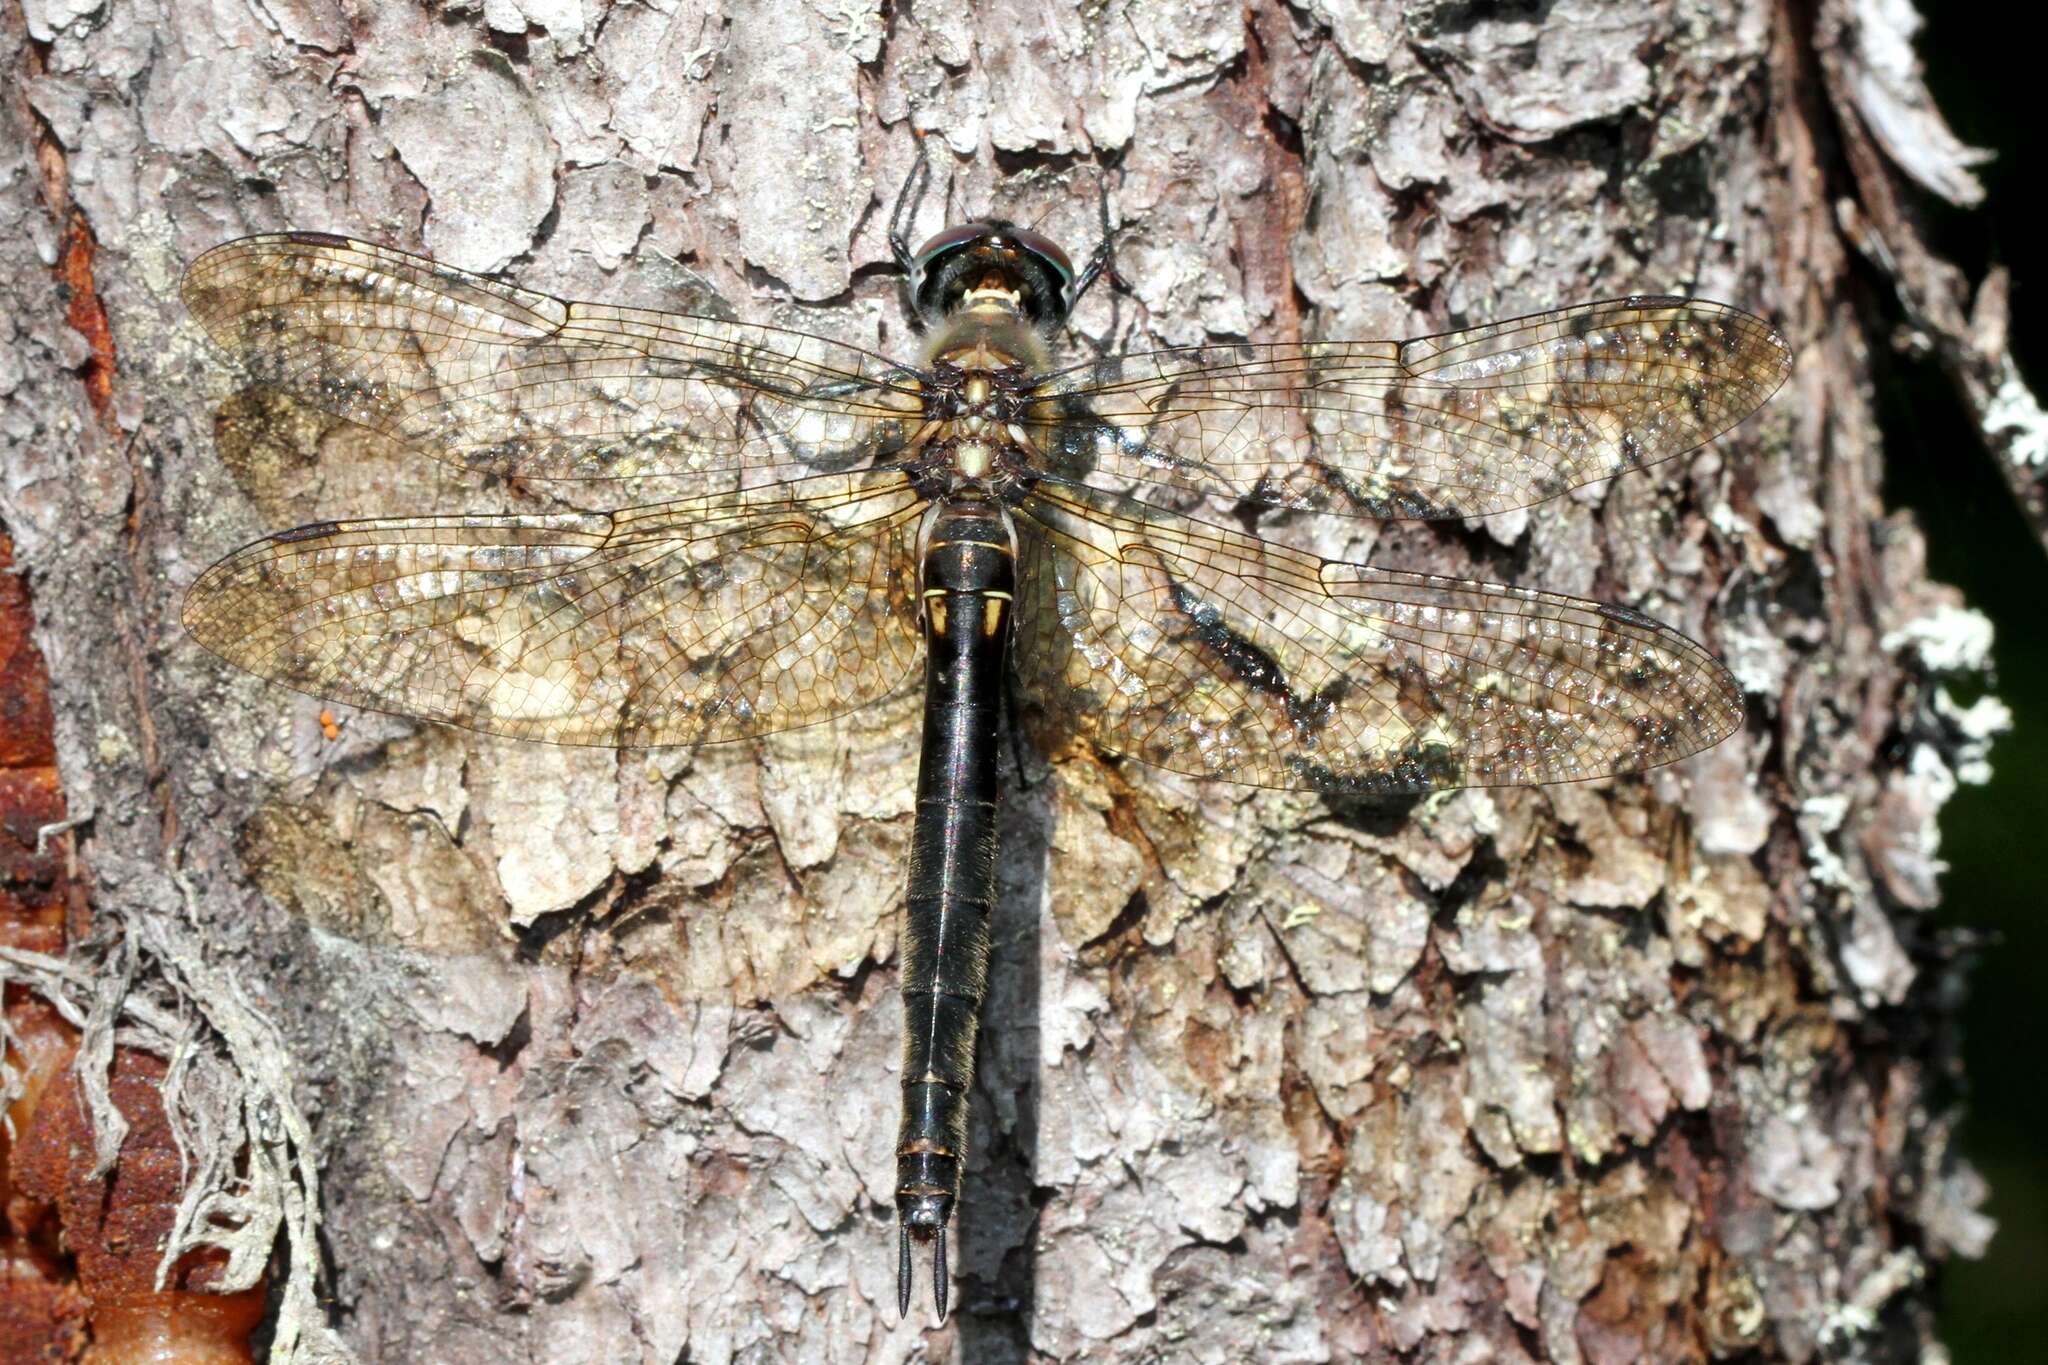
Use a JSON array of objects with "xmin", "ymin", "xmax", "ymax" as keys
[{"xmin": 0, "ymin": 1, "xmax": 2002, "ymax": 1362}]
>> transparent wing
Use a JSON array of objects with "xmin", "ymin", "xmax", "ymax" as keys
[
  {"xmin": 1030, "ymin": 297, "xmax": 1791, "ymax": 519},
  {"xmin": 183, "ymin": 234, "xmax": 926, "ymax": 502},
  {"xmin": 183, "ymin": 471, "xmax": 925, "ymax": 747},
  {"xmin": 1013, "ymin": 481, "xmax": 1741, "ymax": 794}
]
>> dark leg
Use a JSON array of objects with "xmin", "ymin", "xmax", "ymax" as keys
[
  {"xmin": 1064, "ymin": 162, "xmax": 1134, "ymax": 356},
  {"xmin": 1067, "ymin": 162, "xmax": 1132, "ymax": 310},
  {"xmin": 888, "ymin": 140, "xmax": 934, "ymax": 277}
]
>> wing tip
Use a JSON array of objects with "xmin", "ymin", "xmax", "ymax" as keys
[
  {"xmin": 1698, "ymin": 656, "xmax": 1748, "ymax": 751},
  {"xmin": 180, "ymin": 231, "xmax": 380, "ymax": 330},
  {"xmin": 1756, "ymin": 318, "xmax": 1796, "ymax": 398},
  {"xmin": 180, "ymin": 549, "xmax": 270, "ymax": 661}
]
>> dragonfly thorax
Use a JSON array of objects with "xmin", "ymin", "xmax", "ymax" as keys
[{"xmin": 911, "ymin": 316, "xmax": 1049, "ymax": 497}]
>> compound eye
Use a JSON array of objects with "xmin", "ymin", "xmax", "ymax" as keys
[
  {"xmin": 1005, "ymin": 226, "xmax": 1074, "ymax": 293},
  {"xmin": 912, "ymin": 223, "xmax": 997, "ymax": 273}
]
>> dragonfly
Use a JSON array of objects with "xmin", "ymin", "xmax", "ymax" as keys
[{"xmin": 179, "ymin": 206, "xmax": 1790, "ymax": 1323}]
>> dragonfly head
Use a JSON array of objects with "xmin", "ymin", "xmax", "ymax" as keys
[{"xmin": 909, "ymin": 219, "xmax": 1075, "ymax": 331}]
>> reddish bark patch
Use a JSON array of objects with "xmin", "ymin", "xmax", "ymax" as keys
[
  {"xmin": 54, "ymin": 215, "xmax": 117, "ymax": 426},
  {"xmin": 0, "ymin": 532, "xmax": 70, "ymax": 958},
  {"xmin": 0, "ymin": 1252, "xmax": 86, "ymax": 1364},
  {"xmin": 2, "ymin": 528, "xmax": 259, "ymax": 1357},
  {"xmin": 88, "ymin": 1288, "xmax": 267, "ymax": 1363},
  {"xmin": 0, "ymin": 545, "xmax": 58, "ymax": 773},
  {"xmin": 1, "ymin": 1001, "xmax": 84, "ymax": 1362},
  {"xmin": 0, "ymin": 523, "xmax": 81, "ymax": 1358},
  {"xmin": 11, "ymin": 1050, "xmax": 236, "ymax": 1295},
  {"xmin": 9, "ymin": 1042, "xmax": 266, "ymax": 1362},
  {"xmin": 0, "ymin": 768, "xmax": 67, "ymax": 957}
]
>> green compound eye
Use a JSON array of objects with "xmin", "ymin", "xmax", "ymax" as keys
[
  {"xmin": 1004, "ymin": 225, "xmax": 1074, "ymax": 293},
  {"xmin": 911, "ymin": 222, "xmax": 995, "ymax": 272}
]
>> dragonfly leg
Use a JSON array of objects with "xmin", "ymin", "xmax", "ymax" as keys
[
  {"xmin": 888, "ymin": 139, "xmax": 934, "ymax": 279},
  {"xmin": 1064, "ymin": 167, "xmax": 1134, "ymax": 357},
  {"xmin": 1067, "ymin": 160, "xmax": 1132, "ymax": 310}
]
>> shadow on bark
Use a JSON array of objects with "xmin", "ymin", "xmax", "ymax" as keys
[{"xmin": 956, "ymin": 741, "xmax": 1052, "ymax": 1360}]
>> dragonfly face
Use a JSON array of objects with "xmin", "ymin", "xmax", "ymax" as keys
[{"xmin": 179, "ymin": 219, "xmax": 1791, "ymax": 1324}]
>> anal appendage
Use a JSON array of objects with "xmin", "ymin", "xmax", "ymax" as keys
[{"xmin": 897, "ymin": 1220, "xmax": 949, "ymax": 1323}]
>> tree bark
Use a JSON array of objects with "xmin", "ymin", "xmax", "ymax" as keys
[{"xmin": 0, "ymin": 1, "xmax": 2000, "ymax": 1361}]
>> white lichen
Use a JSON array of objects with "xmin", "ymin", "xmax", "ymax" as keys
[
  {"xmin": 1880, "ymin": 602, "xmax": 1995, "ymax": 673},
  {"xmin": 1980, "ymin": 361, "xmax": 2048, "ymax": 471},
  {"xmin": 1933, "ymin": 686, "xmax": 2012, "ymax": 786}
]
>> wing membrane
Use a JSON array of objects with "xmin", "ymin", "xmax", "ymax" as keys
[
  {"xmin": 183, "ymin": 234, "xmax": 925, "ymax": 501},
  {"xmin": 1013, "ymin": 481, "xmax": 1740, "ymax": 794},
  {"xmin": 183, "ymin": 471, "xmax": 925, "ymax": 746},
  {"xmin": 1032, "ymin": 297, "xmax": 1791, "ymax": 520}
]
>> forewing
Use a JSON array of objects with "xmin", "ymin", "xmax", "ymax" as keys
[
  {"xmin": 1032, "ymin": 297, "xmax": 1791, "ymax": 519},
  {"xmin": 1013, "ymin": 482, "xmax": 1741, "ymax": 794},
  {"xmin": 183, "ymin": 234, "xmax": 925, "ymax": 502},
  {"xmin": 183, "ymin": 471, "xmax": 926, "ymax": 747}
]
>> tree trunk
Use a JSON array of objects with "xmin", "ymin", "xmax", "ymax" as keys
[{"xmin": 0, "ymin": 1, "xmax": 2001, "ymax": 1361}]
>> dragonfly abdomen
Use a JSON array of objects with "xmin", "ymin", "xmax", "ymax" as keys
[{"xmin": 896, "ymin": 491, "xmax": 1017, "ymax": 1320}]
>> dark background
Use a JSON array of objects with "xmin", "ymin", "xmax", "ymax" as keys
[{"xmin": 1883, "ymin": 17, "xmax": 2047, "ymax": 1360}]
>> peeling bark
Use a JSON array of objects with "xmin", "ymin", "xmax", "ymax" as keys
[{"xmin": 0, "ymin": 1, "xmax": 2000, "ymax": 1362}]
